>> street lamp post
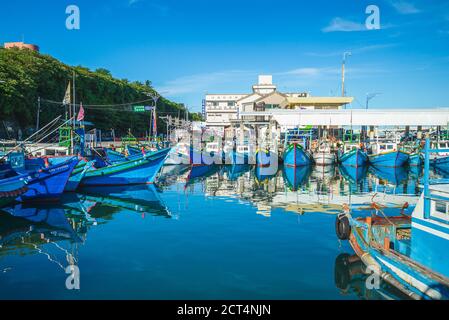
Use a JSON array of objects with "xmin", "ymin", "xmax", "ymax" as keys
[{"xmin": 366, "ymin": 92, "xmax": 381, "ymax": 110}]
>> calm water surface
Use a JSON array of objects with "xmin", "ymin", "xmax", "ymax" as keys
[{"xmin": 1, "ymin": 164, "xmax": 447, "ymax": 299}]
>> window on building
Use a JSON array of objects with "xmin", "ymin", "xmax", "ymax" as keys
[{"xmin": 228, "ymin": 101, "xmax": 235, "ymax": 107}]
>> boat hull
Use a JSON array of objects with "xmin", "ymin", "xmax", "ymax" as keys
[
  {"xmin": 313, "ymin": 152, "xmax": 335, "ymax": 166},
  {"xmin": 339, "ymin": 149, "xmax": 368, "ymax": 167},
  {"xmin": 431, "ymin": 155, "xmax": 449, "ymax": 169},
  {"xmin": 408, "ymin": 153, "xmax": 423, "ymax": 167},
  {"xmin": 80, "ymin": 148, "xmax": 170, "ymax": 186},
  {"xmin": 18, "ymin": 157, "xmax": 79, "ymax": 202},
  {"xmin": 369, "ymin": 151, "xmax": 409, "ymax": 168},
  {"xmin": 283, "ymin": 144, "xmax": 311, "ymax": 167}
]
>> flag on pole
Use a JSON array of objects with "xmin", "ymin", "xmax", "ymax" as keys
[
  {"xmin": 77, "ymin": 102, "xmax": 85, "ymax": 121},
  {"xmin": 62, "ymin": 82, "xmax": 71, "ymax": 105}
]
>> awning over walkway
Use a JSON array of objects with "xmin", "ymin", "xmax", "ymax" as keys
[{"xmin": 240, "ymin": 109, "xmax": 449, "ymax": 126}]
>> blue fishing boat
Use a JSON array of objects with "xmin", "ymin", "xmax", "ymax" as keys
[
  {"xmin": 338, "ymin": 144, "xmax": 368, "ymax": 167},
  {"xmin": 428, "ymin": 141, "xmax": 449, "ymax": 170},
  {"xmin": 80, "ymin": 147, "xmax": 170, "ymax": 186},
  {"xmin": 283, "ymin": 143, "xmax": 312, "ymax": 167},
  {"xmin": 335, "ymin": 139, "xmax": 449, "ymax": 299},
  {"xmin": 0, "ymin": 163, "xmax": 28, "ymax": 208},
  {"xmin": 368, "ymin": 142, "xmax": 409, "ymax": 167},
  {"xmin": 282, "ymin": 165, "xmax": 311, "ymax": 191},
  {"xmin": 7, "ymin": 153, "xmax": 79, "ymax": 202},
  {"xmin": 47, "ymin": 157, "xmax": 94, "ymax": 192}
]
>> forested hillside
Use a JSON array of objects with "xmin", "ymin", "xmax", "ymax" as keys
[{"xmin": 0, "ymin": 48, "xmax": 201, "ymax": 138}]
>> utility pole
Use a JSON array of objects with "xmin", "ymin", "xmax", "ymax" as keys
[
  {"xmin": 342, "ymin": 52, "xmax": 352, "ymax": 97},
  {"xmin": 36, "ymin": 97, "xmax": 41, "ymax": 132},
  {"xmin": 71, "ymin": 71, "xmax": 76, "ymax": 154}
]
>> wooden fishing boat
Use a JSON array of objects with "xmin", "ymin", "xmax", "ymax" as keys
[
  {"xmin": 81, "ymin": 148, "xmax": 170, "ymax": 187},
  {"xmin": 80, "ymin": 147, "xmax": 170, "ymax": 186},
  {"xmin": 338, "ymin": 143, "xmax": 368, "ymax": 167},
  {"xmin": 283, "ymin": 143, "xmax": 312, "ymax": 167},
  {"xmin": 47, "ymin": 157, "xmax": 94, "ymax": 192},
  {"xmin": 7, "ymin": 153, "xmax": 79, "ymax": 202},
  {"xmin": 313, "ymin": 141, "xmax": 336, "ymax": 166},
  {"xmin": 430, "ymin": 141, "xmax": 449, "ymax": 169},
  {"xmin": 368, "ymin": 142, "xmax": 409, "ymax": 168},
  {"xmin": 336, "ymin": 139, "xmax": 449, "ymax": 300}
]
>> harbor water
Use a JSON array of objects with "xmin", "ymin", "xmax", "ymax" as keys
[{"xmin": 1, "ymin": 164, "xmax": 447, "ymax": 300}]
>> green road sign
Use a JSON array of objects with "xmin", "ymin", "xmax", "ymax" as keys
[{"xmin": 133, "ymin": 106, "xmax": 145, "ymax": 112}]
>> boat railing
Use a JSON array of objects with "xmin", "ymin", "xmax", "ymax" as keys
[{"xmin": 423, "ymin": 138, "xmax": 449, "ymax": 219}]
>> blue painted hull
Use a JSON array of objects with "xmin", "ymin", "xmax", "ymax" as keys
[
  {"xmin": 432, "ymin": 155, "xmax": 449, "ymax": 170},
  {"xmin": 17, "ymin": 157, "xmax": 79, "ymax": 202},
  {"xmin": 282, "ymin": 165, "xmax": 311, "ymax": 191},
  {"xmin": 65, "ymin": 160, "xmax": 93, "ymax": 192},
  {"xmin": 409, "ymin": 153, "xmax": 423, "ymax": 167},
  {"xmin": 0, "ymin": 168, "xmax": 28, "ymax": 207},
  {"xmin": 81, "ymin": 148, "xmax": 170, "ymax": 186},
  {"xmin": 369, "ymin": 151, "xmax": 409, "ymax": 168},
  {"xmin": 339, "ymin": 149, "xmax": 368, "ymax": 167},
  {"xmin": 283, "ymin": 144, "xmax": 311, "ymax": 167}
]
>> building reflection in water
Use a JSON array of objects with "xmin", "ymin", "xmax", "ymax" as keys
[{"xmin": 183, "ymin": 164, "xmax": 437, "ymax": 217}]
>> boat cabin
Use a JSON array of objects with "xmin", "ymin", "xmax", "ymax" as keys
[{"xmin": 369, "ymin": 142, "xmax": 398, "ymax": 155}]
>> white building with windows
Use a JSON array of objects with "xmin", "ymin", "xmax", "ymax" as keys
[{"xmin": 204, "ymin": 75, "xmax": 353, "ymax": 131}]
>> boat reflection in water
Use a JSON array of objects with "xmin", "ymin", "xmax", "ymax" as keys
[
  {"xmin": 78, "ymin": 184, "xmax": 171, "ymax": 218},
  {"xmin": 282, "ymin": 166, "xmax": 312, "ymax": 191},
  {"xmin": 334, "ymin": 253, "xmax": 410, "ymax": 300}
]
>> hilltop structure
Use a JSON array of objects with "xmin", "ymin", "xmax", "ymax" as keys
[{"xmin": 4, "ymin": 42, "xmax": 39, "ymax": 52}]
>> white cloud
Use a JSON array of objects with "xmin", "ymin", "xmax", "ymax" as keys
[
  {"xmin": 322, "ymin": 17, "xmax": 367, "ymax": 33},
  {"xmin": 156, "ymin": 70, "xmax": 255, "ymax": 96},
  {"xmin": 390, "ymin": 1, "xmax": 420, "ymax": 14}
]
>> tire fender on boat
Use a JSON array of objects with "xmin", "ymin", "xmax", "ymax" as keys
[{"xmin": 336, "ymin": 214, "xmax": 351, "ymax": 240}]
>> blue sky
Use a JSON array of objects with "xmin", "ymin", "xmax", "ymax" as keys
[{"xmin": 1, "ymin": 0, "xmax": 449, "ymax": 111}]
